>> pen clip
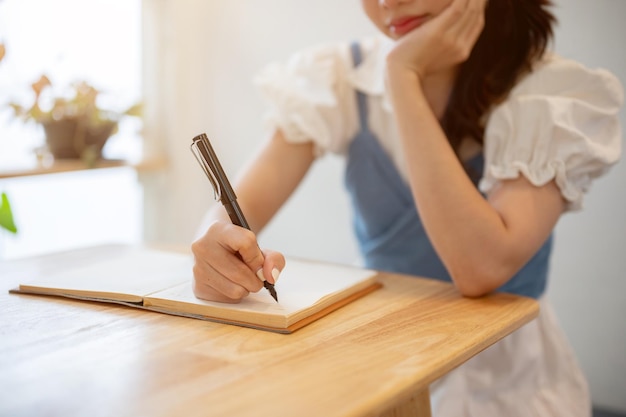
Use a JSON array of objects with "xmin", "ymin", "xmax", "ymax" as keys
[{"xmin": 190, "ymin": 140, "xmax": 221, "ymax": 201}]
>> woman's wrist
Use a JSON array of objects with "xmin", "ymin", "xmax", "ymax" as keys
[
  {"xmin": 386, "ymin": 64, "xmax": 424, "ymax": 102},
  {"xmin": 385, "ymin": 58, "xmax": 422, "ymax": 88},
  {"xmin": 385, "ymin": 62, "xmax": 430, "ymax": 115}
]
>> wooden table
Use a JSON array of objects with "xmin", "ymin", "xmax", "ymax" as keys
[{"xmin": 0, "ymin": 246, "xmax": 538, "ymax": 417}]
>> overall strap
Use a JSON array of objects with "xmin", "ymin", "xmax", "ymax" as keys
[{"xmin": 349, "ymin": 42, "xmax": 370, "ymax": 132}]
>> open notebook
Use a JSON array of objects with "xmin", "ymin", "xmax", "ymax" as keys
[{"xmin": 10, "ymin": 246, "xmax": 381, "ymax": 334}]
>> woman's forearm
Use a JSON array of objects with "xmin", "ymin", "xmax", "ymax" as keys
[{"xmin": 386, "ymin": 67, "xmax": 531, "ymax": 296}]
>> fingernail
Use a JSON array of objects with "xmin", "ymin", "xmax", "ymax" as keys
[
  {"xmin": 256, "ymin": 268, "xmax": 266, "ymax": 282},
  {"xmin": 271, "ymin": 268, "xmax": 280, "ymax": 283}
]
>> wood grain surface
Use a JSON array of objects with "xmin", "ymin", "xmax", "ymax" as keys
[{"xmin": 0, "ymin": 245, "xmax": 538, "ymax": 417}]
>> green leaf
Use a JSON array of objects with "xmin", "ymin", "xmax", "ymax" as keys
[{"xmin": 0, "ymin": 192, "xmax": 18, "ymax": 234}]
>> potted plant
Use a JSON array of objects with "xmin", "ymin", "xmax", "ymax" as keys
[{"xmin": 8, "ymin": 75, "xmax": 142, "ymax": 164}]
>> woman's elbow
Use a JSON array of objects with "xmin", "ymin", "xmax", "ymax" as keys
[
  {"xmin": 454, "ymin": 279, "xmax": 495, "ymax": 298},
  {"xmin": 448, "ymin": 262, "xmax": 518, "ymax": 298}
]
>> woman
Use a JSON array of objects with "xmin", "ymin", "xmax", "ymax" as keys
[{"xmin": 192, "ymin": 0, "xmax": 623, "ymax": 415}]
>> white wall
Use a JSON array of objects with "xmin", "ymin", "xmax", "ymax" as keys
[
  {"xmin": 142, "ymin": 0, "xmax": 373, "ymax": 261},
  {"xmin": 548, "ymin": 0, "xmax": 626, "ymax": 412},
  {"xmin": 144, "ymin": 0, "xmax": 626, "ymax": 411}
]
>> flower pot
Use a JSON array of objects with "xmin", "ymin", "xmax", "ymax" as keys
[{"xmin": 42, "ymin": 117, "xmax": 117, "ymax": 159}]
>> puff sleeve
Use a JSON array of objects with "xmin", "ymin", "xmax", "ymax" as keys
[
  {"xmin": 253, "ymin": 43, "xmax": 358, "ymax": 156},
  {"xmin": 479, "ymin": 56, "xmax": 624, "ymax": 211}
]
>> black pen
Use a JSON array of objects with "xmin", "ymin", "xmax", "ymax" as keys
[{"xmin": 191, "ymin": 133, "xmax": 278, "ymax": 302}]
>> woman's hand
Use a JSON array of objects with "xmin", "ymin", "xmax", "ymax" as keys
[
  {"xmin": 191, "ymin": 220, "xmax": 285, "ymax": 303},
  {"xmin": 386, "ymin": 0, "xmax": 487, "ymax": 80}
]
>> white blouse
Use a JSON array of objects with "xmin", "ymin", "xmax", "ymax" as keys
[{"xmin": 254, "ymin": 35, "xmax": 623, "ymax": 211}]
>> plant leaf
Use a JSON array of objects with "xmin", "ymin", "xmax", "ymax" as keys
[
  {"xmin": 0, "ymin": 192, "xmax": 18, "ymax": 234},
  {"xmin": 122, "ymin": 102, "xmax": 143, "ymax": 117}
]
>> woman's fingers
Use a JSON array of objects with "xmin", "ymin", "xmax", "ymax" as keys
[
  {"xmin": 191, "ymin": 221, "xmax": 266, "ymax": 302},
  {"xmin": 393, "ymin": 0, "xmax": 486, "ymax": 76},
  {"xmin": 448, "ymin": 0, "xmax": 486, "ymax": 46},
  {"xmin": 258, "ymin": 249, "xmax": 286, "ymax": 285},
  {"xmin": 435, "ymin": 0, "xmax": 486, "ymax": 60},
  {"xmin": 192, "ymin": 265, "xmax": 250, "ymax": 303}
]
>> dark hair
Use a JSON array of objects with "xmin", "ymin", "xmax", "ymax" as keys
[{"xmin": 442, "ymin": 0, "xmax": 556, "ymax": 163}]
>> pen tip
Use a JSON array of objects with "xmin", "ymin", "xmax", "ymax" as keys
[{"xmin": 264, "ymin": 281, "xmax": 278, "ymax": 302}]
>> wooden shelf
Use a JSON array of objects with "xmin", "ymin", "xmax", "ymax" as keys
[{"xmin": 0, "ymin": 157, "xmax": 168, "ymax": 179}]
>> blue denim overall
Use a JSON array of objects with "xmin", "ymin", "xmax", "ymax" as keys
[{"xmin": 344, "ymin": 43, "xmax": 552, "ymax": 299}]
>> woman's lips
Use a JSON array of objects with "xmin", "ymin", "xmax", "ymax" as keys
[{"xmin": 389, "ymin": 15, "xmax": 429, "ymax": 37}]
